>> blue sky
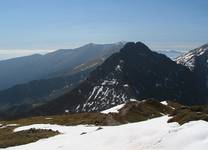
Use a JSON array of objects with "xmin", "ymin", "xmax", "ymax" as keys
[{"xmin": 0, "ymin": 0, "xmax": 207, "ymax": 50}]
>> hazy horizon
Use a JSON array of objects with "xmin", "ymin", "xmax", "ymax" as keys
[{"xmin": 0, "ymin": 41, "xmax": 195, "ymax": 61}]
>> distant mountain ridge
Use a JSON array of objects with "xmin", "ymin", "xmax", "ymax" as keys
[
  {"xmin": 0, "ymin": 42, "xmax": 124, "ymax": 90},
  {"xmin": 0, "ymin": 68, "xmax": 93, "ymax": 112}
]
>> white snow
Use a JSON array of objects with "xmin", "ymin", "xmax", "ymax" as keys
[
  {"xmin": 64, "ymin": 110, "xmax": 69, "ymax": 113},
  {"xmin": 101, "ymin": 103, "xmax": 125, "ymax": 114},
  {"xmin": 0, "ymin": 124, "xmax": 19, "ymax": 129},
  {"xmin": 123, "ymin": 84, "xmax": 129, "ymax": 87},
  {"xmin": 101, "ymin": 99, "xmax": 142, "ymax": 114},
  {"xmin": 4, "ymin": 116, "xmax": 208, "ymax": 150},
  {"xmin": 160, "ymin": 101, "xmax": 168, "ymax": 106},
  {"xmin": 94, "ymin": 86, "xmax": 103, "ymax": 99},
  {"xmin": 160, "ymin": 101, "xmax": 176, "ymax": 110},
  {"xmin": 87, "ymin": 86, "xmax": 99, "ymax": 100},
  {"xmin": 129, "ymin": 98, "xmax": 137, "ymax": 102},
  {"xmin": 101, "ymin": 79, "xmax": 118, "ymax": 86},
  {"xmin": 115, "ymin": 65, "xmax": 122, "ymax": 72}
]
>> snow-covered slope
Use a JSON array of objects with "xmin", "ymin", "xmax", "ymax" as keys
[
  {"xmin": 176, "ymin": 43, "xmax": 208, "ymax": 70},
  {"xmin": 101, "ymin": 103, "xmax": 125, "ymax": 114},
  {"xmin": 100, "ymin": 99, "xmax": 139, "ymax": 114},
  {"xmin": 4, "ymin": 116, "xmax": 208, "ymax": 150}
]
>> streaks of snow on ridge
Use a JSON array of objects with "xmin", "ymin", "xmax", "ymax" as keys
[
  {"xmin": 79, "ymin": 78, "xmax": 128, "ymax": 112},
  {"xmin": 87, "ymin": 86, "xmax": 99, "ymax": 101},
  {"xmin": 8, "ymin": 116, "xmax": 208, "ymax": 150}
]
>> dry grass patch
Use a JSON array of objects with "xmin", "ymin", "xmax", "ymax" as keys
[
  {"xmin": 1, "ymin": 112, "xmax": 107, "ymax": 127},
  {"xmin": 168, "ymin": 105, "xmax": 208, "ymax": 124},
  {"xmin": 0, "ymin": 126, "xmax": 59, "ymax": 148}
]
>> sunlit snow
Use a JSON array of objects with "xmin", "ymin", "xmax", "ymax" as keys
[{"xmin": 3, "ymin": 116, "xmax": 208, "ymax": 150}]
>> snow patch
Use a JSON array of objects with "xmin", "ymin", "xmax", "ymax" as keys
[
  {"xmin": 0, "ymin": 124, "xmax": 19, "ymax": 129},
  {"xmin": 115, "ymin": 65, "xmax": 122, "ymax": 72},
  {"xmin": 129, "ymin": 99, "xmax": 137, "ymax": 102},
  {"xmin": 101, "ymin": 103, "xmax": 125, "ymax": 114},
  {"xmin": 161, "ymin": 101, "xmax": 168, "ymax": 106},
  {"xmin": 123, "ymin": 84, "xmax": 129, "ymax": 87},
  {"xmin": 64, "ymin": 110, "xmax": 69, "ymax": 113},
  {"xmin": 101, "ymin": 99, "xmax": 138, "ymax": 114},
  {"xmin": 101, "ymin": 79, "xmax": 118, "ymax": 86}
]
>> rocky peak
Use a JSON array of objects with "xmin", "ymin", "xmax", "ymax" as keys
[
  {"xmin": 176, "ymin": 43, "xmax": 208, "ymax": 70},
  {"xmin": 120, "ymin": 42, "xmax": 151, "ymax": 55}
]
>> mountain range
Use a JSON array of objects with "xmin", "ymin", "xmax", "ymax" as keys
[
  {"xmin": 0, "ymin": 42, "xmax": 208, "ymax": 119},
  {"xmin": 0, "ymin": 42, "xmax": 124, "ymax": 91},
  {"xmin": 4, "ymin": 42, "xmax": 203, "ymax": 119}
]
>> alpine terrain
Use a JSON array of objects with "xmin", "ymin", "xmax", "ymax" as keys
[{"xmin": 20, "ymin": 42, "xmax": 201, "ymax": 118}]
